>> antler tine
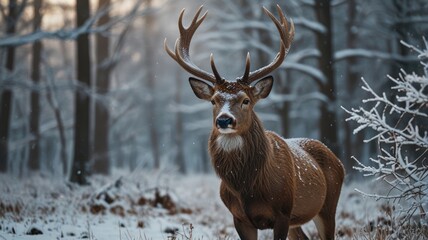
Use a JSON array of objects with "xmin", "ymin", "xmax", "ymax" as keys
[
  {"xmin": 275, "ymin": 4, "xmax": 295, "ymax": 49},
  {"xmin": 237, "ymin": 5, "xmax": 294, "ymax": 85},
  {"xmin": 164, "ymin": 6, "xmax": 223, "ymax": 85},
  {"xmin": 240, "ymin": 52, "xmax": 251, "ymax": 84},
  {"xmin": 210, "ymin": 54, "xmax": 224, "ymax": 82}
]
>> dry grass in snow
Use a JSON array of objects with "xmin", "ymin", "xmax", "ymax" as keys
[{"xmin": 0, "ymin": 170, "xmax": 426, "ymax": 239}]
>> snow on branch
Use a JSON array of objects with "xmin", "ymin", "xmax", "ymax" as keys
[
  {"xmin": 293, "ymin": 17, "xmax": 326, "ymax": 34},
  {"xmin": 287, "ymin": 48, "xmax": 320, "ymax": 63},
  {"xmin": 280, "ymin": 62, "xmax": 327, "ymax": 87},
  {"xmin": 342, "ymin": 37, "xmax": 428, "ymax": 224},
  {"xmin": 335, "ymin": 48, "xmax": 417, "ymax": 62}
]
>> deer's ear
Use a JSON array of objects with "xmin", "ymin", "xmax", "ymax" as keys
[
  {"xmin": 189, "ymin": 77, "xmax": 214, "ymax": 101},
  {"xmin": 252, "ymin": 76, "xmax": 273, "ymax": 99}
]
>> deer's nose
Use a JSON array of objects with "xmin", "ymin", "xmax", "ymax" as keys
[{"xmin": 216, "ymin": 115, "xmax": 235, "ymax": 129}]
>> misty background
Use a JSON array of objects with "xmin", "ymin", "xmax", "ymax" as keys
[{"xmin": 0, "ymin": 0, "xmax": 427, "ymax": 183}]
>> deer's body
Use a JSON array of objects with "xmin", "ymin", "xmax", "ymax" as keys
[
  {"xmin": 210, "ymin": 113, "xmax": 344, "ymax": 239},
  {"xmin": 213, "ymin": 134, "xmax": 327, "ymax": 228},
  {"xmin": 165, "ymin": 5, "xmax": 345, "ymax": 239}
]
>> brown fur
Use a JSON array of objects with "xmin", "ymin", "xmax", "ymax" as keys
[{"xmin": 208, "ymin": 92, "xmax": 345, "ymax": 239}]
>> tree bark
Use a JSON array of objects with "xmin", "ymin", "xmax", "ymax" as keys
[
  {"xmin": 93, "ymin": 0, "xmax": 111, "ymax": 175},
  {"xmin": 0, "ymin": 0, "xmax": 18, "ymax": 172},
  {"xmin": 342, "ymin": 0, "xmax": 364, "ymax": 175},
  {"xmin": 315, "ymin": 0, "xmax": 339, "ymax": 157},
  {"xmin": 28, "ymin": 0, "xmax": 43, "ymax": 171},
  {"xmin": 70, "ymin": 0, "xmax": 92, "ymax": 184}
]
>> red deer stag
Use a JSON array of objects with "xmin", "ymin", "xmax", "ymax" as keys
[{"xmin": 165, "ymin": 5, "xmax": 345, "ymax": 240}]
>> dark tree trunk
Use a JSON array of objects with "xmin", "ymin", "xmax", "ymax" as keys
[
  {"xmin": 342, "ymin": 0, "xmax": 358, "ymax": 175},
  {"xmin": 28, "ymin": 0, "xmax": 43, "ymax": 171},
  {"xmin": 93, "ymin": 0, "xmax": 111, "ymax": 175},
  {"xmin": 70, "ymin": 0, "xmax": 92, "ymax": 184},
  {"xmin": 390, "ymin": 0, "xmax": 425, "ymax": 75},
  {"xmin": 0, "ymin": 0, "xmax": 18, "ymax": 172},
  {"xmin": 275, "ymin": 71, "xmax": 291, "ymax": 138},
  {"xmin": 315, "ymin": 0, "xmax": 339, "ymax": 157}
]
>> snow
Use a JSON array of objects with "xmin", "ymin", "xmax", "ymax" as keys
[
  {"xmin": 216, "ymin": 90, "xmax": 240, "ymax": 101},
  {"xmin": 0, "ymin": 171, "xmax": 236, "ymax": 240},
  {"xmin": 0, "ymin": 170, "xmax": 399, "ymax": 239}
]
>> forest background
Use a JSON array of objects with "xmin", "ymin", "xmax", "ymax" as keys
[{"xmin": 0, "ymin": 0, "xmax": 427, "ymax": 186}]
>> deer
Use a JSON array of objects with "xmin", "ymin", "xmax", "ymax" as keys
[{"xmin": 164, "ymin": 5, "xmax": 345, "ymax": 240}]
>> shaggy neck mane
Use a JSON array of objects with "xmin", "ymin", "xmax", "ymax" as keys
[{"xmin": 209, "ymin": 113, "xmax": 273, "ymax": 194}]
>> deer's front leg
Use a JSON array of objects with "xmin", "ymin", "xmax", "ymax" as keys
[
  {"xmin": 273, "ymin": 213, "xmax": 290, "ymax": 240},
  {"xmin": 234, "ymin": 217, "xmax": 257, "ymax": 240}
]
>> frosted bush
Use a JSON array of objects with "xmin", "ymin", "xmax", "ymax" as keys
[{"xmin": 343, "ymin": 37, "xmax": 428, "ymax": 224}]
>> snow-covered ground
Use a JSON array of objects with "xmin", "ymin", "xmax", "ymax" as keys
[{"xmin": 0, "ymin": 170, "xmax": 403, "ymax": 239}]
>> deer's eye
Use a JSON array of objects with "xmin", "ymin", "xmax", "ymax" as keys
[
  {"xmin": 242, "ymin": 99, "xmax": 250, "ymax": 105},
  {"xmin": 211, "ymin": 100, "xmax": 216, "ymax": 105}
]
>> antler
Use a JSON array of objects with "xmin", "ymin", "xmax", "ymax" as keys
[
  {"xmin": 164, "ymin": 6, "xmax": 224, "ymax": 85},
  {"xmin": 237, "ymin": 5, "xmax": 295, "ymax": 85}
]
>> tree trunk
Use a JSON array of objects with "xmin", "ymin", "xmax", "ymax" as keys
[
  {"xmin": 93, "ymin": 0, "xmax": 111, "ymax": 175},
  {"xmin": 315, "ymin": 0, "xmax": 339, "ymax": 157},
  {"xmin": 0, "ymin": 0, "xmax": 18, "ymax": 172},
  {"xmin": 275, "ymin": 71, "xmax": 291, "ymax": 138},
  {"xmin": 70, "ymin": 0, "xmax": 92, "ymax": 184},
  {"xmin": 28, "ymin": 0, "xmax": 43, "ymax": 171},
  {"xmin": 342, "ymin": 0, "xmax": 358, "ymax": 174}
]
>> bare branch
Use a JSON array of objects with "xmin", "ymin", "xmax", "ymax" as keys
[{"xmin": 0, "ymin": 0, "xmax": 144, "ymax": 47}]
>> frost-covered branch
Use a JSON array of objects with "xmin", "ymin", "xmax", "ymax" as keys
[
  {"xmin": 343, "ymin": 38, "xmax": 428, "ymax": 224},
  {"xmin": 335, "ymin": 48, "xmax": 417, "ymax": 62},
  {"xmin": 280, "ymin": 62, "xmax": 326, "ymax": 87},
  {"xmin": 293, "ymin": 17, "xmax": 326, "ymax": 34}
]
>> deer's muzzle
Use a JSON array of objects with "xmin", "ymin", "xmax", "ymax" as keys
[{"xmin": 216, "ymin": 114, "xmax": 235, "ymax": 130}]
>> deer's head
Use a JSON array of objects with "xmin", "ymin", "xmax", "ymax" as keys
[{"xmin": 165, "ymin": 5, "xmax": 294, "ymax": 135}]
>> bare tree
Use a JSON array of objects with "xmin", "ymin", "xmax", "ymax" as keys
[
  {"xmin": 173, "ymin": 68, "xmax": 186, "ymax": 174},
  {"xmin": 0, "ymin": 0, "xmax": 27, "ymax": 172},
  {"xmin": 28, "ymin": 0, "xmax": 43, "ymax": 171},
  {"xmin": 143, "ymin": 0, "xmax": 160, "ymax": 169},
  {"xmin": 315, "ymin": 0, "xmax": 339, "ymax": 156},
  {"xmin": 70, "ymin": 0, "xmax": 92, "ymax": 184},
  {"xmin": 339, "ymin": 0, "xmax": 365, "ymax": 174},
  {"xmin": 93, "ymin": 0, "xmax": 111, "ymax": 175}
]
